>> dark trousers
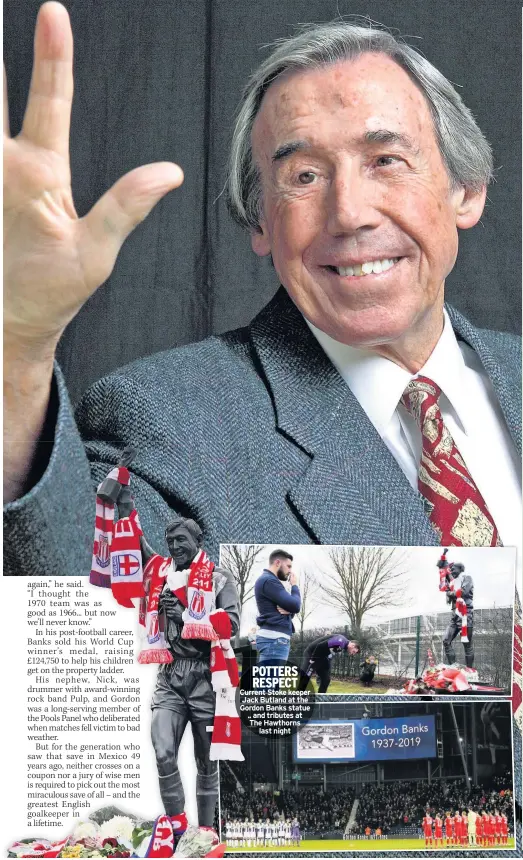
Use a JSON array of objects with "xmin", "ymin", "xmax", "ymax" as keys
[
  {"xmin": 300, "ymin": 657, "xmax": 331, "ymax": 693},
  {"xmin": 443, "ymin": 614, "xmax": 474, "ymax": 668},
  {"xmin": 150, "ymin": 658, "xmax": 218, "ymax": 826},
  {"xmin": 360, "ymin": 667, "xmax": 376, "ymax": 686}
]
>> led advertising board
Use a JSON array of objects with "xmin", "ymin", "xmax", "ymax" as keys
[{"xmin": 294, "ymin": 717, "xmax": 437, "ymax": 763}]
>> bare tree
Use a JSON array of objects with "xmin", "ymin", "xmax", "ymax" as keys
[
  {"xmin": 220, "ymin": 543, "xmax": 265, "ymax": 624},
  {"xmin": 322, "ymin": 546, "xmax": 408, "ymax": 639},
  {"xmin": 296, "ymin": 566, "xmax": 319, "ymax": 649}
]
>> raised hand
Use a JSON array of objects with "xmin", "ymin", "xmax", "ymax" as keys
[
  {"xmin": 4, "ymin": 1, "xmax": 184, "ymax": 351},
  {"xmin": 4, "ymin": 2, "xmax": 183, "ymax": 502}
]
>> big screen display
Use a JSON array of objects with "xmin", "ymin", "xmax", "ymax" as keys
[{"xmin": 294, "ymin": 717, "xmax": 437, "ymax": 763}]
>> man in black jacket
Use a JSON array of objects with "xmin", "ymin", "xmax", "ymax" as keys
[{"xmin": 299, "ymin": 634, "xmax": 360, "ymax": 693}]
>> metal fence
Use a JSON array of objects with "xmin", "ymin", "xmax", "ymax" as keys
[
  {"xmin": 366, "ymin": 606, "xmax": 512, "ymax": 688},
  {"xmin": 288, "ymin": 606, "xmax": 512, "ymax": 690}
]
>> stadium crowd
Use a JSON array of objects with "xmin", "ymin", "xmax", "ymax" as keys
[
  {"xmin": 355, "ymin": 774, "xmax": 514, "ymax": 835},
  {"xmin": 274, "ymin": 788, "xmax": 355, "ymax": 832},
  {"xmin": 218, "ymin": 769, "xmax": 513, "ymax": 842},
  {"xmin": 219, "ymin": 786, "xmax": 355, "ymax": 835}
]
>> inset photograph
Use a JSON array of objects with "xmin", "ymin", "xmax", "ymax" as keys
[
  {"xmin": 218, "ymin": 701, "xmax": 515, "ymax": 852},
  {"xmin": 220, "ymin": 545, "xmax": 515, "ymax": 696}
]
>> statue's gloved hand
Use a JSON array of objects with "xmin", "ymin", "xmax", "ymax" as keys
[
  {"xmin": 159, "ymin": 587, "xmax": 185, "ymax": 625},
  {"xmin": 96, "ymin": 475, "xmax": 123, "ymax": 504},
  {"xmin": 119, "ymin": 445, "xmax": 136, "ymax": 468},
  {"xmin": 116, "ymin": 483, "xmax": 135, "ymax": 518},
  {"xmin": 97, "ymin": 446, "xmax": 137, "ymax": 505}
]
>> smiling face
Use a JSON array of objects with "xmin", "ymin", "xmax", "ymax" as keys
[
  {"xmin": 166, "ymin": 525, "xmax": 200, "ymax": 568},
  {"xmin": 251, "ymin": 53, "xmax": 486, "ymax": 369}
]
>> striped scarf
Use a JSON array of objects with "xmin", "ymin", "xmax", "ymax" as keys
[
  {"xmin": 448, "ymin": 574, "xmax": 469, "ymax": 643},
  {"xmin": 90, "ymin": 466, "xmax": 144, "ymax": 608},
  {"xmin": 140, "ymin": 553, "xmax": 243, "ymax": 761},
  {"xmin": 438, "ymin": 559, "xmax": 468, "ymax": 644},
  {"xmin": 90, "ymin": 467, "xmax": 242, "ymax": 760}
]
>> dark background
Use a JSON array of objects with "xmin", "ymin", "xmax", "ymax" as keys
[{"xmin": 5, "ymin": 0, "xmax": 521, "ymax": 403}]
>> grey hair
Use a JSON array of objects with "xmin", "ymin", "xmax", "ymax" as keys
[{"xmin": 225, "ymin": 21, "xmax": 494, "ymax": 231}]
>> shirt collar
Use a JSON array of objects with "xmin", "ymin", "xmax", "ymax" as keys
[{"xmin": 306, "ymin": 309, "xmax": 468, "ymax": 437}]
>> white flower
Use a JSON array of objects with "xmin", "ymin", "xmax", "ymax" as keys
[
  {"xmin": 99, "ymin": 815, "xmax": 135, "ymax": 843},
  {"xmin": 71, "ymin": 820, "xmax": 100, "ymax": 842}
]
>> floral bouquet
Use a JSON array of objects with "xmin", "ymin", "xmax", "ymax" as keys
[
  {"xmin": 8, "ymin": 815, "xmax": 151, "ymax": 858},
  {"xmin": 8, "ymin": 809, "xmax": 224, "ymax": 858}
]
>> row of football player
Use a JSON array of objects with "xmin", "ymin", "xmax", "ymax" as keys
[
  {"xmin": 421, "ymin": 810, "xmax": 510, "ymax": 847},
  {"xmin": 224, "ymin": 818, "xmax": 301, "ymax": 846}
]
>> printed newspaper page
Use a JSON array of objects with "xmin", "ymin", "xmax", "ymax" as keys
[{"xmin": 3, "ymin": 1, "xmax": 521, "ymax": 858}]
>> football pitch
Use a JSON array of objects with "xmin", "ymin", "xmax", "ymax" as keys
[{"xmin": 225, "ymin": 837, "xmax": 515, "ymax": 852}]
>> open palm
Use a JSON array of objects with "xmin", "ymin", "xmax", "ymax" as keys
[{"xmin": 4, "ymin": 1, "xmax": 183, "ymax": 348}]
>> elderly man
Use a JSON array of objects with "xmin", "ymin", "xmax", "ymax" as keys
[{"xmin": 4, "ymin": 5, "xmax": 521, "ymax": 573}]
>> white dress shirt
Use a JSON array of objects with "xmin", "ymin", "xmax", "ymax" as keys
[{"xmin": 306, "ymin": 310, "xmax": 521, "ymax": 551}]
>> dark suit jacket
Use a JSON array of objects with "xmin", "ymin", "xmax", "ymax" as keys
[{"xmin": 4, "ymin": 288, "xmax": 521, "ymax": 575}]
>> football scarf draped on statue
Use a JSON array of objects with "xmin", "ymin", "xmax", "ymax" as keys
[
  {"xmin": 90, "ymin": 466, "xmax": 144, "ymax": 607},
  {"xmin": 89, "ymin": 467, "xmax": 242, "ymax": 762}
]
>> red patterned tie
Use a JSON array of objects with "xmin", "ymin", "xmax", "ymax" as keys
[{"xmin": 400, "ymin": 376, "xmax": 500, "ymax": 547}]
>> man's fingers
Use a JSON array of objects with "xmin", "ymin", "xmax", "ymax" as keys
[
  {"xmin": 21, "ymin": 2, "xmax": 73, "ymax": 157},
  {"xmin": 80, "ymin": 161, "xmax": 184, "ymax": 284},
  {"xmin": 4, "ymin": 66, "xmax": 10, "ymax": 136}
]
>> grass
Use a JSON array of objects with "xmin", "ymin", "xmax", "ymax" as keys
[
  {"xmin": 311, "ymin": 678, "xmax": 391, "ymax": 695},
  {"xmin": 226, "ymin": 837, "xmax": 516, "ymax": 852}
]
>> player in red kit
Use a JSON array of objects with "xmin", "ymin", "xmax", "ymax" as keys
[
  {"xmin": 422, "ymin": 814, "xmax": 433, "ymax": 848},
  {"xmin": 494, "ymin": 810, "xmax": 503, "ymax": 845},
  {"xmin": 483, "ymin": 811, "xmax": 492, "ymax": 846},
  {"xmin": 485, "ymin": 811, "xmax": 492, "ymax": 846},
  {"xmin": 475, "ymin": 811, "xmax": 483, "ymax": 846},
  {"xmin": 445, "ymin": 812, "xmax": 454, "ymax": 846},
  {"xmin": 434, "ymin": 814, "xmax": 443, "ymax": 847},
  {"xmin": 489, "ymin": 811, "xmax": 497, "ymax": 846},
  {"xmin": 453, "ymin": 811, "xmax": 462, "ymax": 846},
  {"xmin": 461, "ymin": 811, "xmax": 468, "ymax": 847},
  {"xmin": 500, "ymin": 812, "xmax": 508, "ymax": 845}
]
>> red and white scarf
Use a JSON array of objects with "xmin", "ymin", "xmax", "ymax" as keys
[
  {"xmin": 448, "ymin": 575, "xmax": 469, "ymax": 643},
  {"xmin": 145, "ymin": 814, "xmax": 175, "ymax": 857},
  {"xmin": 208, "ymin": 608, "xmax": 243, "ymax": 761},
  {"xmin": 90, "ymin": 467, "xmax": 144, "ymax": 608},
  {"xmin": 166, "ymin": 549, "xmax": 217, "ymax": 639},
  {"xmin": 90, "ymin": 468, "xmax": 242, "ymax": 760},
  {"xmin": 8, "ymin": 839, "xmax": 69, "ymax": 858},
  {"xmin": 139, "ymin": 552, "xmax": 243, "ymax": 761},
  {"xmin": 438, "ymin": 558, "xmax": 468, "ymax": 645},
  {"xmin": 137, "ymin": 554, "xmax": 174, "ymax": 664}
]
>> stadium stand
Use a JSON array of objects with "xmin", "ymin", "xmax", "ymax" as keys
[{"xmin": 353, "ymin": 773, "xmax": 514, "ymax": 835}]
